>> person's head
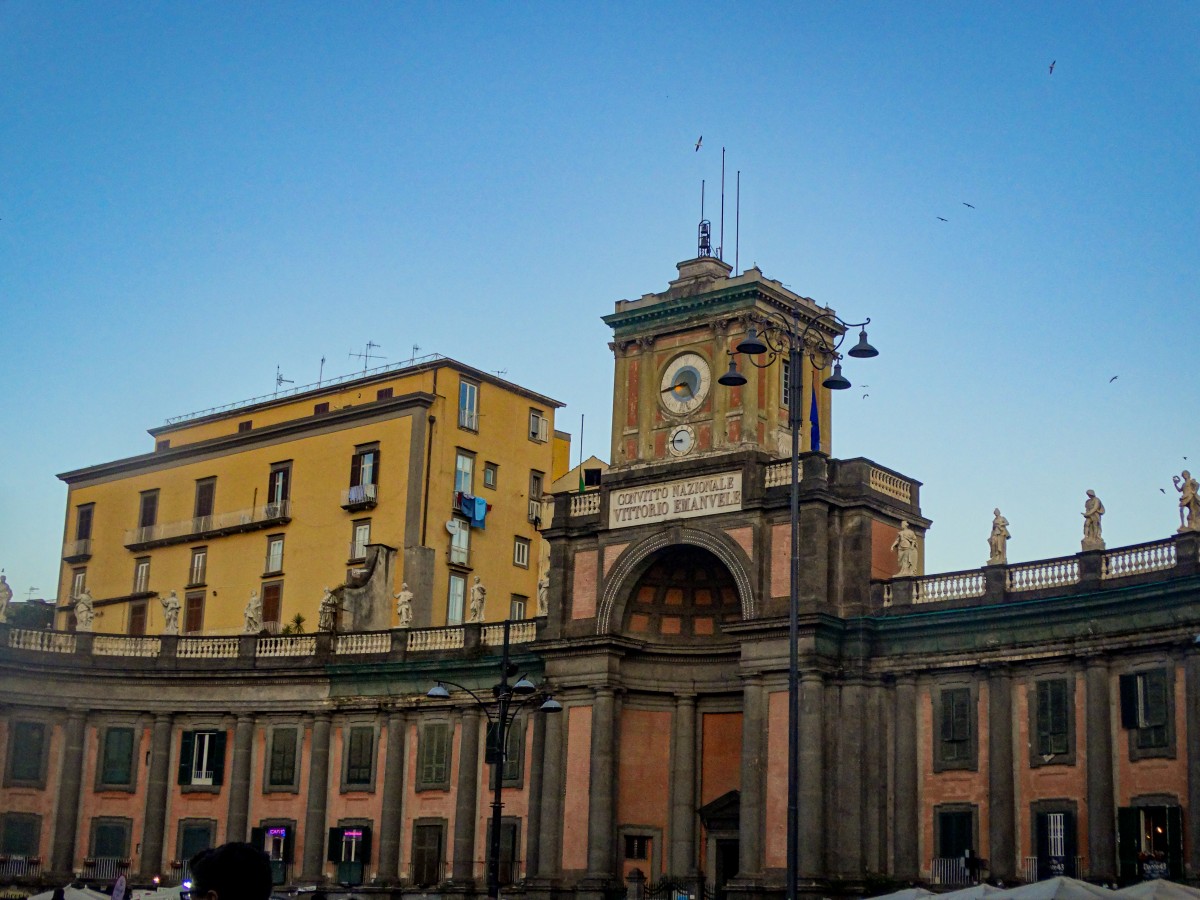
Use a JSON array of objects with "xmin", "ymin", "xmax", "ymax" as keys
[{"xmin": 189, "ymin": 842, "xmax": 272, "ymax": 900}]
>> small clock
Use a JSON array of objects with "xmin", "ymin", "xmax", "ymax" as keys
[
  {"xmin": 668, "ymin": 424, "xmax": 696, "ymax": 457},
  {"xmin": 660, "ymin": 352, "xmax": 712, "ymax": 415}
]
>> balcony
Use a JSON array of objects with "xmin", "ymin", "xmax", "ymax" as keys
[
  {"xmin": 63, "ymin": 538, "xmax": 92, "ymax": 563},
  {"xmin": 458, "ymin": 408, "xmax": 479, "ymax": 431},
  {"xmin": 341, "ymin": 483, "xmax": 378, "ymax": 512},
  {"xmin": 82, "ymin": 856, "xmax": 131, "ymax": 882},
  {"xmin": 0, "ymin": 856, "xmax": 42, "ymax": 881},
  {"xmin": 124, "ymin": 501, "xmax": 291, "ymax": 551}
]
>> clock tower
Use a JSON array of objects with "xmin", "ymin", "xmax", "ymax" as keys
[{"xmin": 604, "ymin": 255, "xmax": 845, "ymax": 468}]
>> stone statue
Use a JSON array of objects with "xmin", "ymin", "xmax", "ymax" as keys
[
  {"xmin": 243, "ymin": 590, "xmax": 263, "ymax": 634},
  {"xmin": 891, "ymin": 520, "xmax": 918, "ymax": 577},
  {"xmin": 537, "ymin": 573, "xmax": 549, "ymax": 617},
  {"xmin": 988, "ymin": 508, "xmax": 1011, "ymax": 565},
  {"xmin": 394, "ymin": 583, "xmax": 413, "ymax": 628},
  {"xmin": 161, "ymin": 590, "xmax": 181, "ymax": 635},
  {"xmin": 468, "ymin": 576, "xmax": 486, "ymax": 623},
  {"xmin": 0, "ymin": 573, "xmax": 11, "ymax": 624},
  {"xmin": 1174, "ymin": 470, "xmax": 1200, "ymax": 533},
  {"xmin": 1082, "ymin": 490, "xmax": 1105, "ymax": 550},
  {"xmin": 73, "ymin": 588, "xmax": 96, "ymax": 632},
  {"xmin": 318, "ymin": 587, "xmax": 339, "ymax": 632}
]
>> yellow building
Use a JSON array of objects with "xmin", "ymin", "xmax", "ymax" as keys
[{"xmin": 55, "ymin": 355, "xmax": 568, "ymax": 635}]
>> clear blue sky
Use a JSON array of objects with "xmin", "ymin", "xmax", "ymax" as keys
[{"xmin": 2, "ymin": 2, "xmax": 1197, "ymax": 602}]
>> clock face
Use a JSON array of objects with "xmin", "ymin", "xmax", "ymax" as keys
[
  {"xmin": 660, "ymin": 352, "xmax": 711, "ymax": 415},
  {"xmin": 668, "ymin": 425, "xmax": 696, "ymax": 457}
]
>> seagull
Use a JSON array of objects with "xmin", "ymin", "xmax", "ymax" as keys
[
  {"xmin": 937, "ymin": 217, "xmax": 948, "ymax": 222},
  {"xmin": 862, "ymin": 393, "xmax": 870, "ymax": 399},
  {"xmin": 1049, "ymin": 60, "xmax": 1056, "ymax": 74},
  {"xmin": 962, "ymin": 202, "xmax": 975, "ymax": 209},
  {"xmin": 1161, "ymin": 488, "xmax": 1167, "ymax": 494},
  {"xmin": 1109, "ymin": 375, "xmax": 1119, "ymax": 383},
  {"xmin": 694, "ymin": 135, "xmax": 703, "ymax": 152}
]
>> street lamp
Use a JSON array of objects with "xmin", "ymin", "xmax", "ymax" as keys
[
  {"xmin": 427, "ymin": 620, "xmax": 561, "ymax": 898},
  {"xmin": 718, "ymin": 309, "xmax": 876, "ymax": 900}
]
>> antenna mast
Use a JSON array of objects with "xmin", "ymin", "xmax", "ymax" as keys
[
  {"xmin": 274, "ymin": 366, "xmax": 294, "ymax": 397},
  {"xmin": 719, "ymin": 147, "xmax": 725, "ymax": 260},
  {"xmin": 697, "ymin": 180, "xmax": 713, "ymax": 258},
  {"xmin": 349, "ymin": 341, "xmax": 386, "ymax": 374},
  {"xmin": 735, "ymin": 170, "xmax": 741, "ymax": 274}
]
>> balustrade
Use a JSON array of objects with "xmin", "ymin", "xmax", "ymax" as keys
[
  {"xmin": 256, "ymin": 635, "xmax": 317, "ymax": 657},
  {"xmin": 407, "ymin": 626, "xmax": 465, "ymax": 652},
  {"xmin": 92, "ymin": 635, "xmax": 161, "ymax": 657},
  {"xmin": 569, "ymin": 493, "xmax": 601, "ymax": 516},
  {"xmin": 869, "ymin": 467, "xmax": 913, "ymax": 503},
  {"xmin": 8, "ymin": 628, "xmax": 75, "ymax": 653},
  {"xmin": 1006, "ymin": 557, "xmax": 1080, "ymax": 592},
  {"xmin": 1103, "ymin": 538, "xmax": 1176, "ymax": 579},
  {"xmin": 335, "ymin": 632, "xmax": 390, "ymax": 655},
  {"xmin": 177, "ymin": 637, "xmax": 239, "ymax": 659},
  {"xmin": 482, "ymin": 621, "xmax": 537, "ymax": 646},
  {"xmin": 913, "ymin": 570, "xmax": 986, "ymax": 603}
]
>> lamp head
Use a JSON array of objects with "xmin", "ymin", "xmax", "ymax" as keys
[
  {"xmin": 847, "ymin": 328, "xmax": 878, "ymax": 359},
  {"xmin": 427, "ymin": 682, "xmax": 451, "ymax": 699},
  {"xmin": 822, "ymin": 362, "xmax": 851, "ymax": 390},
  {"xmin": 513, "ymin": 677, "xmax": 536, "ymax": 695},
  {"xmin": 539, "ymin": 696, "xmax": 563, "ymax": 713},
  {"xmin": 735, "ymin": 326, "xmax": 768, "ymax": 356},
  {"xmin": 717, "ymin": 359, "xmax": 747, "ymax": 387}
]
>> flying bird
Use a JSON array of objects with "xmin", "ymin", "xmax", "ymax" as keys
[
  {"xmin": 937, "ymin": 217, "xmax": 948, "ymax": 222},
  {"xmin": 1109, "ymin": 375, "xmax": 1119, "ymax": 383},
  {"xmin": 1049, "ymin": 60, "xmax": 1056, "ymax": 74},
  {"xmin": 1161, "ymin": 488, "xmax": 1167, "ymax": 494},
  {"xmin": 862, "ymin": 393, "xmax": 870, "ymax": 399},
  {"xmin": 962, "ymin": 202, "xmax": 975, "ymax": 209},
  {"xmin": 694, "ymin": 136, "xmax": 703, "ymax": 152}
]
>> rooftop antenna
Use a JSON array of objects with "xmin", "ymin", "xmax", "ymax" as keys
[
  {"xmin": 697, "ymin": 180, "xmax": 713, "ymax": 258},
  {"xmin": 26, "ymin": 587, "xmax": 39, "ymax": 601},
  {"xmin": 274, "ymin": 366, "xmax": 294, "ymax": 397},
  {"xmin": 407, "ymin": 344, "xmax": 421, "ymax": 365},
  {"xmin": 350, "ymin": 341, "xmax": 385, "ymax": 373},
  {"xmin": 735, "ymin": 170, "xmax": 741, "ymax": 274},
  {"xmin": 493, "ymin": 369, "xmax": 508, "ymax": 378},
  {"xmin": 718, "ymin": 147, "xmax": 725, "ymax": 261},
  {"xmin": 317, "ymin": 356, "xmax": 326, "ymax": 387}
]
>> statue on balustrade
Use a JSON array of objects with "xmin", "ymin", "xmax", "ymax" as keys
[
  {"xmin": 988, "ymin": 508, "xmax": 1011, "ymax": 565},
  {"xmin": 318, "ymin": 587, "xmax": 340, "ymax": 632},
  {"xmin": 73, "ymin": 588, "xmax": 96, "ymax": 632},
  {"xmin": 244, "ymin": 590, "xmax": 263, "ymax": 634},
  {"xmin": 1175, "ymin": 470, "xmax": 1200, "ymax": 533},
  {"xmin": 161, "ymin": 590, "xmax": 181, "ymax": 635},
  {"xmin": 537, "ymin": 573, "xmax": 550, "ymax": 617},
  {"xmin": 1082, "ymin": 490, "xmax": 1105, "ymax": 550},
  {"xmin": 394, "ymin": 583, "xmax": 413, "ymax": 628},
  {"xmin": 469, "ymin": 576, "xmax": 486, "ymax": 623},
  {"xmin": 891, "ymin": 520, "xmax": 918, "ymax": 577},
  {"xmin": 0, "ymin": 573, "xmax": 11, "ymax": 624}
]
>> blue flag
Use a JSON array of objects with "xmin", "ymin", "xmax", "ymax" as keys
[{"xmin": 809, "ymin": 383, "xmax": 821, "ymax": 452}]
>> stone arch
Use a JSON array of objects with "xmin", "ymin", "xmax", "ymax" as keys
[{"xmin": 597, "ymin": 526, "xmax": 756, "ymax": 634}]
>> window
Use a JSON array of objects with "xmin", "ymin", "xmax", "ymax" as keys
[
  {"xmin": 447, "ymin": 575, "xmax": 465, "ymax": 625},
  {"xmin": 184, "ymin": 591, "xmax": 205, "ymax": 634},
  {"xmin": 90, "ymin": 817, "xmax": 131, "ymax": 859},
  {"xmin": 528, "ymin": 471, "xmax": 544, "ymax": 522},
  {"xmin": 72, "ymin": 568, "xmax": 87, "ymax": 599},
  {"xmin": 377, "ymin": 387, "xmax": 393, "ymax": 400},
  {"xmin": 510, "ymin": 595, "xmax": 527, "ymax": 620},
  {"xmin": 267, "ymin": 727, "xmax": 298, "ymax": 789},
  {"xmin": 265, "ymin": 536, "xmax": 284, "ymax": 574},
  {"xmin": 625, "ymin": 835, "xmax": 650, "ymax": 860},
  {"xmin": 483, "ymin": 462, "xmax": 498, "ymax": 489},
  {"xmin": 5, "ymin": 721, "xmax": 46, "ymax": 787},
  {"xmin": 514, "ymin": 537, "xmax": 531, "ymax": 568},
  {"xmin": 238, "ymin": 420, "xmax": 253, "ymax": 433},
  {"xmin": 1120, "ymin": 668, "xmax": 1173, "ymax": 754},
  {"xmin": 937, "ymin": 809, "xmax": 974, "ymax": 859},
  {"xmin": 178, "ymin": 730, "xmax": 226, "ymax": 787},
  {"xmin": 139, "ymin": 490, "xmax": 159, "ymax": 530},
  {"xmin": 1033, "ymin": 805, "xmax": 1079, "ymax": 879},
  {"xmin": 194, "ymin": 477, "xmax": 216, "ymax": 525},
  {"xmin": 484, "ymin": 818, "xmax": 520, "ymax": 885},
  {"xmin": 344, "ymin": 726, "xmax": 375, "ymax": 788},
  {"xmin": 262, "ymin": 583, "xmax": 283, "ymax": 631},
  {"xmin": 782, "ymin": 357, "xmax": 792, "ymax": 408},
  {"xmin": 133, "ymin": 557, "xmax": 151, "ymax": 594},
  {"xmin": 267, "ymin": 463, "xmax": 291, "ymax": 513},
  {"xmin": 936, "ymin": 686, "xmax": 976, "ymax": 770},
  {"xmin": 1033, "ymin": 678, "xmax": 1073, "ymax": 763},
  {"xmin": 459, "ymin": 380, "xmax": 479, "ymax": 430},
  {"xmin": 76, "ymin": 504, "xmax": 94, "ymax": 541},
  {"xmin": 155, "ymin": 439, "xmax": 171, "ymax": 452},
  {"xmin": 450, "ymin": 518, "xmax": 470, "ymax": 566},
  {"xmin": 99, "ymin": 726, "xmax": 135, "ymax": 788},
  {"xmin": 328, "ymin": 824, "xmax": 372, "ymax": 885},
  {"xmin": 350, "ymin": 446, "xmax": 380, "ymax": 488},
  {"xmin": 189, "ymin": 547, "xmax": 207, "ymax": 586},
  {"xmin": 455, "ymin": 451, "xmax": 474, "ymax": 495},
  {"xmin": 1118, "ymin": 805, "xmax": 1183, "ymax": 881},
  {"xmin": 350, "ymin": 520, "xmax": 371, "ymax": 561},
  {"xmin": 417, "ymin": 723, "xmax": 451, "ymax": 790},
  {"xmin": 314, "ymin": 402, "xmax": 330, "ymax": 415},
  {"xmin": 411, "ymin": 822, "xmax": 445, "ymax": 886},
  {"xmin": 0, "ymin": 812, "xmax": 40, "ymax": 857},
  {"xmin": 178, "ymin": 819, "xmax": 215, "ymax": 863},
  {"xmin": 529, "ymin": 409, "xmax": 549, "ymax": 442},
  {"xmin": 128, "ymin": 601, "xmax": 147, "ymax": 636},
  {"xmin": 252, "ymin": 822, "xmax": 295, "ymax": 884},
  {"xmin": 486, "ymin": 718, "xmax": 524, "ymax": 786}
]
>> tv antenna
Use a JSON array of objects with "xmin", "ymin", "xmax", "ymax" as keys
[
  {"xmin": 317, "ymin": 355, "xmax": 327, "ymax": 386},
  {"xmin": 274, "ymin": 366, "xmax": 294, "ymax": 396},
  {"xmin": 493, "ymin": 369, "xmax": 508, "ymax": 378},
  {"xmin": 406, "ymin": 344, "xmax": 421, "ymax": 365},
  {"xmin": 350, "ymin": 341, "xmax": 385, "ymax": 373},
  {"xmin": 26, "ymin": 586, "xmax": 39, "ymax": 601}
]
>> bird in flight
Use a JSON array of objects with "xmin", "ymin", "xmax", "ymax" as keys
[
  {"xmin": 694, "ymin": 136, "xmax": 703, "ymax": 152},
  {"xmin": 937, "ymin": 217, "xmax": 948, "ymax": 222},
  {"xmin": 1109, "ymin": 375, "xmax": 1119, "ymax": 383},
  {"xmin": 962, "ymin": 202, "xmax": 975, "ymax": 209},
  {"xmin": 1161, "ymin": 488, "xmax": 1167, "ymax": 494},
  {"xmin": 862, "ymin": 393, "xmax": 870, "ymax": 399},
  {"xmin": 1049, "ymin": 60, "xmax": 1056, "ymax": 74}
]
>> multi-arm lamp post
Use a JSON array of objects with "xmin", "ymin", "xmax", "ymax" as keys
[
  {"xmin": 427, "ymin": 620, "xmax": 562, "ymax": 899},
  {"xmin": 718, "ymin": 309, "xmax": 877, "ymax": 900}
]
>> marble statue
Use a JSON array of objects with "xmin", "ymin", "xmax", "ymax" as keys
[
  {"xmin": 537, "ymin": 573, "xmax": 549, "ymax": 617},
  {"xmin": 161, "ymin": 590, "xmax": 181, "ymax": 635},
  {"xmin": 74, "ymin": 588, "xmax": 96, "ymax": 632},
  {"xmin": 394, "ymin": 583, "xmax": 413, "ymax": 628},
  {"xmin": 1082, "ymin": 490, "xmax": 1105, "ymax": 550},
  {"xmin": 244, "ymin": 590, "xmax": 263, "ymax": 634},
  {"xmin": 891, "ymin": 520, "xmax": 918, "ymax": 577},
  {"xmin": 469, "ymin": 576, "xmax": 486, "ymax": 623},
  {"xmin": 988, "ymin": 508, "xmax": 1011, "ymax": 565},
  {"xmin": 0, "ymin": 573, "xmax": 11, "ymax": 624},
  {"xmin": 1174, "ymin": 470, "xmax": 1200, "ymax": 533},
  {"xmin": 318, "ymin": 587, "xmax": 339, "ymax": 632}
]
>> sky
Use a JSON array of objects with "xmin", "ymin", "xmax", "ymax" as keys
[{"xmin": 1, "ymin": 2, "xmax": 1197, "ymax": 602}]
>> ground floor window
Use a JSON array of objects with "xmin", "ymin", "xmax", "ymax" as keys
[
  {"xmin": 251, "ymin": 822, "xmax": 295, "ymax": 885},
  {"xmin": 1034, "ymin": 810, "xmax": 1078, "ymax": 879},
  {"xmin": 1118, "ymin": 806, "xmax": 1183, "ymax": 882},
  {"xmin": 411, "ymin": 821, "xmax": 445, "ymax": 887},
  {"xmin": 328, "ymin": 823, "xmax": 371, "ymax": 885}
]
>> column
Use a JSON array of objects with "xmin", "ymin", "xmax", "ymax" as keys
[
  {"xmin": 1086, "ymin": 659, "xmax": 1116, "ymax": 880},
  {"xmin": 988, "ymin": 668, "xmax": 1016, "ymax": 880},
  {"xmin": 301, "ymin": 714, "xmax": 332, "ymax": 881},
  {"xmin": 797, "ymin": 673, "xmax": 825, "ymax": 879},
  {"xmin": 226, "ymin": 714, "xmax": 255, "ymax": 842},
  {"xmin": 893, "ymin": 677, "xmax": 919, "ymax": 880},
  {"xmin": 1187, "ymin": 655, "xmax": 1200, "ymax": 878},
  {"xmin": 835, "ymin": 682, "xmax": 865, "ymax": 877},
  {"xmin": 526, "ymin": 709, "xmax": 548, "ymax": 879},
  {"xmin": 139, "ymin": 714, "xmax": 173, "ymax": 878},
  {"xmin": 739, "ymin": 677, "xmax": 765, "ymax": 878},
  {"xmin": 536, "ymin": 703, "xmax": 566, "ymax": 879},
  {"xmin": 377, "ymin": 712, "xmax": 407, "ymax": 883},
  {"xmin": 453, "ymin": 709, "xmax": 482, "ymax": 882},
  {"xmin": 586, "ymin": 687, "xmax": 617, "ymax": 878},
  {"xmin": 669, "ymin": 694, "xmax": 697, "ymax": 877},
  {"xmin": 50, "ymin": 711, "xmax": 86, "ymax": 875},
  {"xmin": 862, "ymin": 684, "xmax": 887, "ymax": 875}
]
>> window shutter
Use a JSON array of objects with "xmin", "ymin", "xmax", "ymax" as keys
[
  {"xmin": 1117, "ymin": 807, "xmax": 1141, "ymax": 881},
  {"xmin": 281, "ymin": 465, "xmax": 290, "ymax": 501},
  {"xmin": 940, "ymin": 692, "xmax": 955, "ymax": 743},
  {"xmin": 283, "ymin": 827, "xmax": 295, "ymax": 864},
  {"xmin": 1035, "ymin": 812, "xmax": 1050, "ymax": 878},
  {"xmin": 210, "ymin": 731, "xmax": 227, "ymax": 785},
  {"xmin": 1118, "ymin": 674, "xmax": 1139, "ymax": 728},
  {"xmin": 1144, "ymin": 670, "xmax": 1169, "ymax": 727},
  {"xmin": 360, "ymin": 826, "xmax": 372, "ymax": 863},
  {"xmin": 327, "ymin": 828, "xmax": 342, "ymax": 863},
  {"xmin": 485, "ymin": 722, "xmax": 501, "ymax": 765},
  {"xmin": 1166, "ymin": 806, "xmax": 1184, "ymax": 879},
  {"xmin": 178, "ymin": 731, "xmax": 195, "ymax": 785},
  {"xmin": 1036, "ymin": 682, "xmax": 1052, "ymax": 753},
  {"xmin": 371, "ymin": 451, "xmax": 380, "ymax": 486},
  {"xmin": 250, "ymin": 827, "xmax": 266, "ymax": 851},
  {"xmin": 952, "ymin": 691, "xmax": 970, "ymax": 741},
  {"xmin": 1062, "ymin": 811, "xmax": 1078, "ymax": 876},
  {"xmin": 350, "ymin": 453, "xmax": 362, "ymax": 488}
]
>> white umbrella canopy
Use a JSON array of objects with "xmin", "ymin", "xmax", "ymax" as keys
[
  {"xmin": 1116, "ymin": 882, "xmax": 1200, "ymax": 900},
  {"xmin": 867, "ymin": 889, "xmax": 935, "ymax": 900},
  {"xmin": 28, "ymin": 888, "xmax": 112, "ymax": 900},
  {"xmin": 938, "ymin": 884, "xmax": 1007, "ymax": 900},
  {"xmin": 996, "ymin": 877, "xmax": 1117, "ymax": 900}
]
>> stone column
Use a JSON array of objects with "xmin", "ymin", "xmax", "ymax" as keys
[
  {"xmin": 139, "ymin": 714, "xmax": 173, "ymax": 878},
  {"xmin": 50, "ymin": 711, "xmax": 87, "ymax": 875},
  {"xmin": 1187, "ymin": 654, "xmax": 1200, "ymax": 879},
  {"xmin": 1086, "ymin": 659, "xmax": 1116, "ymax": 880},
  {"xmin": 669, "ymin": 694, "xmax": 698, "ymax": 877},
  {"xmin": 377, "ymin": 712, "xmax": 407, "ymax": 883},
  {"xmin": 226, "ymin": 714, "xmax": 255, "ymax": 842},
  {"xmin": 526, "ymin": 710, "xmax": 548, "ymax": 879},
  {"xmin": 988, "ymin": 668, "xmax": 1016, "ymax": 880},
  {"xmin": 834, "ymin": 682, "xmax": 865, "ymax": 877},
  {"xmin": 893, "ymin": 677, "xmax": 919, "ymax": 880},
  {"xmin": 739, "ymin": 678, "xmax": 765, "ymax": 878},
  {"xmin": 586, "ymin": 687, "xmax": 617, "ymax": 878},
  {"xmin": 301, "ymin": 714, "xmax": 332, "ymax": 881},
  {"xmin": 863, "ymin": 683, "xmax": 887, "ymax": 875},
  {"xmin": 797, "ymin": 673, "xmax": 825, "ymax": 879},
  {"xmin": 536, "ymin": 703, "xmax": 566, "ymax": 879},
  {"xmin": 453, "ymin": 709, "xmax": 482, "ymax": 882}
]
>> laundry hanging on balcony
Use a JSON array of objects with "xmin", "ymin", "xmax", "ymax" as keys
[{"xmin": 455, "ymin": 492, "xmax": 491, "ymax": 529}]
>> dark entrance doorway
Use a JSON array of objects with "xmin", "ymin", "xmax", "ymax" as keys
[
  {"xmin": 714, "ymin": 839, "xmax": 739, "ymax": 900},
  {"xmin": 699, "ymin": 790, "xmax": 740, "ymax": 900}
]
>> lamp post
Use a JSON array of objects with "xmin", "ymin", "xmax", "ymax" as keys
[
  {"xmin": 718, "ymin": 309, "xmax": 877, "ymax": 900},
  {"xmin": 427, "ymin": 620, "xmax": 562, "ymax": 899}
]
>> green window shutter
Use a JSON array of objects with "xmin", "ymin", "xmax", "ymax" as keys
[
  {"xmin": 103, "ymin": 728, "xmax": 134, "ymax": 785},
  {"xmin": 283, "ymin": 827, "xmax": 295, "ymax": 864},
  {"xmin": 360, "ymin": 825, "xmax": 372, "ymax": 863},
  {"xmin": 1166, "ymin": 806, "xmax": 1183, "ymax": 879},
  {"xmin": 951, "ymin": 690, "xmax": 970, "ymax": 742},
  {"xmin": 1117, "ymin": 807, "xmax": 1141, "ymax": 881},
  {"xmin": 210, "ymin": 731, "xmax": 227, "ymax": 786},
  {"xmin": 327, "ymin": 827, "xmax": 342, "ymax": 863},
  {"xmin": 347, "ymin": 727, "xmax": 373, "ymax": 784},
  {"xmin": 270, "ymin": 728, "xmax": 296, "ymax": 786},
  {"xmin": 250, "ymin": 827, "xmax": 266, "ymax": 851},
  {"xmin": 1142, "ymin": 670, "xmax": 1169, "ymax": 727},
  {"xmin": 178, "ymin": 731, "xmax": 195, "ymax": 785},
  {"xmin": 1036, "ymin": 682, "xmax": 1053, "ymax": 755},
  {"xmin": 1118, "ymin": 674, "xmax": 1139, "ymax": 729}
]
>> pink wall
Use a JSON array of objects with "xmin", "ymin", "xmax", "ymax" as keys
[{"xmin": 561, "ymin": 705, "xmax": 593, "ymax": 872}]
